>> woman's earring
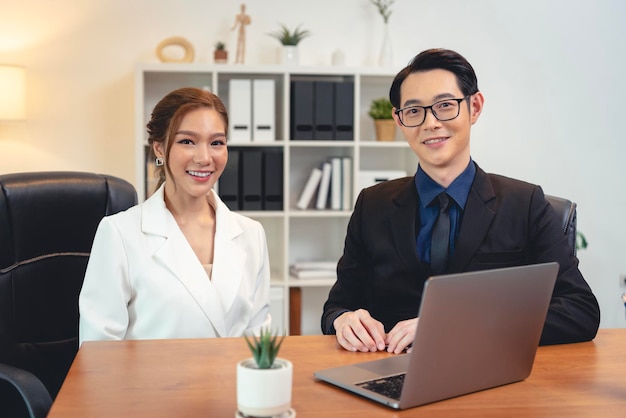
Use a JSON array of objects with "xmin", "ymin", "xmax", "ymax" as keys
[{"xmin": 155, "ymin": 157, "xmax": 164, "ymax": 166}]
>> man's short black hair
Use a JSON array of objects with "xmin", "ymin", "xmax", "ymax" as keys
[{"xmin": 389, "ymin": 48, "xmax": 479, "ymax": 108}]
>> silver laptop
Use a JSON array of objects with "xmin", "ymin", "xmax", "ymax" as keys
[{"xmin": 314, "ymin": 262, "xmax": 559, "ymax": 409}]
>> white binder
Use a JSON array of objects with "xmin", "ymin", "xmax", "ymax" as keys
[
  {"xmin": 252, "ymin": 79, "xmax": 275, "ymax": 142},
  {"xmin": 228, "ymin": 79, "xmax": 252, "ymax": 143}
]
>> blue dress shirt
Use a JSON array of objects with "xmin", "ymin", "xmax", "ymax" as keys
[{"xmin": 416, "ymin": 160, "xmax": 476, "ymax": 264}]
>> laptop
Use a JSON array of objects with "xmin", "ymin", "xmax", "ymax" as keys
[{"xmin": 314, "ymin": 262, "xmax": 559, "ymax": 409}]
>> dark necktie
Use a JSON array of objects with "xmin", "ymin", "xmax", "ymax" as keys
[{"xmin": 430, "ymin": 193, "xmax": 451, "ymax": 275}]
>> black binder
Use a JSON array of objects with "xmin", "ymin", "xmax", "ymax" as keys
[
  {"xmin": 263, "ymin": 150, "xmax": 284, "ymax": 210},
  {"xmin": 290, "ymin": 81, "xmax": 314, "ymax": 140},
  {"xmin": 334, "ymin": 81, "xmax": 354, "ymax": 140},
  {"xmin": 314, "ymin": 81, "xmax": 335, "ymax": 140},
  {"xmin": 241, "ymin": 150, "xmax": 263, "ymax": 210},
  {"xmin": 219, "ymin": 149, "xmax": 240, "ymax": 210}
]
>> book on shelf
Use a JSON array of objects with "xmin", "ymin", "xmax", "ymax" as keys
[
  {"xmin": 315, "ymin": 161, "xmax": 332, "ymax": 210},
  {"xmin": 296, "ymin": 157, "xmax": 354, "ymax": 211},
  {"xmin": 341, "ymin": 156, "xmax": 352, "ymax": 210},
  {"xmin": 296, "ymin": 167, "xmax": 323, "ymax": 210},
  {"xmin": 330, "ymin": 157, "xmax": 342, "ymax": 210},
  {"xmin": 291, "ymin": 260, "xmax": 337, "ymax": 270},
  {"xmin": 289, "ymin": 264, "xmax": 336, "ymax": 279}
]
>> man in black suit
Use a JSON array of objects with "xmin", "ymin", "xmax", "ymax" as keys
[{"xmin": 321, "ymin": 48, "xmax": 600, "ymax": 353}]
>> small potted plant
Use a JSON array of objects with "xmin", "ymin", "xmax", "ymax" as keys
[
  {"xmin": 213, "ymin": 41, "xmax": 228, "ymax": 64},
  {"xmin": 368, "ymin": 97, "xmax": 396, "ymax": 141},
  {"xmin": 268, "ymin": 23, "xmax": 311, "ymax": 65},
  {"xmin": 236, "ymin": 328, "xmax": 293, "ymax": 417}
]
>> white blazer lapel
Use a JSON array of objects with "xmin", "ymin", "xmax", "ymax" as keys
[
  {"xmin": 141, "ymin": 186, "xmax": 227, "ymax": 336},
  {"xmin": 209, "ymin": 191, "xmax": 245, "ymax": 314}
]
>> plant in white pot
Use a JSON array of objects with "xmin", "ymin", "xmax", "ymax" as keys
[
  {"xmin": 268, "ymin": 23, "xmax": 311, "ymax": 65},
  {"xmin": 237, "ymin": 328, "xmax": 293, "ymax": 417}
]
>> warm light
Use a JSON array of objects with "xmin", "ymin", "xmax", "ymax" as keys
[{"xmin": 0, "ymin": 65, "xmax": 26, "ymax": 120}]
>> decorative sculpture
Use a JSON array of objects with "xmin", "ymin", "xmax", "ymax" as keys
[
  {"xmin": 231, "ymin": 4, "xmax": 251, "ymax": 64},
  {"xmin": 155, "ymin": 36, "xmax": 195, "ymax": 63}
]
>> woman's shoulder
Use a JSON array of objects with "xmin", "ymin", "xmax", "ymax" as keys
[{"xmin": 100, "ymin": 201, "xmax": 142, "ymax": 228}]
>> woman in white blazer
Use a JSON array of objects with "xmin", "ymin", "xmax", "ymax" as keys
[{"xmin": 79, "ymin": 88, "xmax": 271, "ymax": 344}]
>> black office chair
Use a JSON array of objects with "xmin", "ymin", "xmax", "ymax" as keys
[
  {"xmin": 545, "ymin": 194, "xmax": 577, "ymax": 255},
  {"xmin": 0, "ymin": 172, "xmax": 137, "ymax": 418}
]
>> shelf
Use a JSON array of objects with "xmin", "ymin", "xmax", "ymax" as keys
[{"xmin": 135, "ymin": 63, "xmax": 416, "ymax": 334}]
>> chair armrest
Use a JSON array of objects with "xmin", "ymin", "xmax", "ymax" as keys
[{"xmin": 0, "ymin": 363, "xmax": 52, "ymax": 418}]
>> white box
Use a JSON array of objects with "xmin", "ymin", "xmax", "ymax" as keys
[{"xmin": 357, "ymin": 170, "xmax": 408, "ymax": 192}]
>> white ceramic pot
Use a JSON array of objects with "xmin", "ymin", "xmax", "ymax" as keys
[
  {"xmin": 281, "ymin": 46, "xmax": 299, "ymax": 65},
  {"xmin": 237, "ymin": 357, "xmax": 293, "ymax": 417}
]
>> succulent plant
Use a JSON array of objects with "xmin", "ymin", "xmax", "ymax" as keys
[
  {"xmin": 215, "ymin": 41, "xmax": 226, "ymax": 50},
  {"xmin": 244, "ymin": 328, "xmax": 285, "ymax": 369}
]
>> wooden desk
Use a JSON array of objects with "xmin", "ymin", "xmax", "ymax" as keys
[{"xmin": 48, "ymin": 329, "xmax": 626, "ymax": 417}]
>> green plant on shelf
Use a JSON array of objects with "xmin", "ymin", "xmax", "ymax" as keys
[
  {"xmin": 268, "ymin": 23, "xmax": 311, "ymax": 46},
  {"xmin": 368, "ymin": 97, "xmax": 394, "ymax": 120}
]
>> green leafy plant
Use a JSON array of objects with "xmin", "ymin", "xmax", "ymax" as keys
[
  {"xmin": 576, "ymin": 231, "xmax": 588, "ymax": 251},
  {"xmin": 268, "ymin": 23, "xmax": 311, "ymax": 46},
  {"xmin": 214, "ymin": 41, "xmax": 226, "ymax": 50},
  {"xmin": 368, "ymin": 97, "xmax": 394, "ymax": 120},
  {"xmin": 370, "ymin": 0, "xmax": 395, "ymax": 24},
  {"xmin": 244, "ymin": 328, "xmax": 286, "ymax": 369}
]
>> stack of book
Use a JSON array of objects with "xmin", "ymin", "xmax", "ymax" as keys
[
  {"xmin": 296, "ymin": 157, "xmax": 352, "ymax": 210},
  {"xmin": 289, "ymin": 261, "xmax": 337, "ymax": 279}
]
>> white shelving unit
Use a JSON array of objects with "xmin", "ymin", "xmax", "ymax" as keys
[{"xmin": 134, "ymin": 63, "xmax": 418, "ymax": 335}]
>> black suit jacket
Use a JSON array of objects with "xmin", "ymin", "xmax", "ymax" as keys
[{"xmin": 322, "ymin": 163, "xmax": 600, "ymax": 345}]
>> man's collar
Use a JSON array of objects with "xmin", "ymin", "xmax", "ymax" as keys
[{"xmin": 416, "ymin": 159, "xmax": 476, "ymax": 209}]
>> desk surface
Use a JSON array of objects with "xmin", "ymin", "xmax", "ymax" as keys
[{"xmin": 49, "ymin": 329, "xmax": 626, "ymax": 417}]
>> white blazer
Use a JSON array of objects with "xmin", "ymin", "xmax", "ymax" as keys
[{"xmin": 79, "ymin": 184, "xmax": 271, "ymax": 345}]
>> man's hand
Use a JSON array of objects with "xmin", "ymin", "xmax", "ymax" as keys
[
  {"xmin": 386, "ymin": 318, "xmax": 419, "ymax": 354},
  {"xmin": 333, "ymin": 309, "xmax": 386, "ymax": 352}
]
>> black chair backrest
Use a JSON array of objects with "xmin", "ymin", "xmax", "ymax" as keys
[
  {"xmin": 545, "ymin": 194, "xmax": 577, "ymax": 255},
  {"xmin": 0, "ymin": 172, "xmax": 137, "ymax": 399}
]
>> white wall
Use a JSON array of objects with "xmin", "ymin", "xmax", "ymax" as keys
[{"xmin": 1, "ymin": 0, "xmax": 625, "ymax": 328}]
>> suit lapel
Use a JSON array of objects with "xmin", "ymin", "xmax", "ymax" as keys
[
  {"xmin": 389, "ymin": 178, "xmax": 422, "ymax": 270},
  {"xmin": 449, "ymin": 166, "xmax": 496, "ymax": 272},
  {"xmin": 141, "ymin": 186, "xmax": 227, "ymax": 336},
  {"xmin": 208, "ymin": 191, "xmax": 245, "ymax": 319}
]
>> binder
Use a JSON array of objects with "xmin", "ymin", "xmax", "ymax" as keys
[
  {"xmin": 330, "ymin": 157, "xmax": 342, "ymax": 210},
  {"xmin": 253, "ymin": 79, "xmax": 275, "ymax": 142},
  {"xmin": 229, "ymin": 79, "xmax": 252, "ymax": 143},
  {"xmin": 241, "ymin": 150, "xmax": 263, "ymax": 210},
  {"xmin": 290, "ymin": 81, "xmax": 314, "ymax": 140},
  {"xmin": 218, "ymin": 149, "xmax": 240, "ymax": 210},
  {"xmin": 263, "ymin": 150, "xmax": 283, "ymax": 210},
  {"xmin": 316, "ymin": 161, "xmax": 332, "ymax": 210},
  {"xmin": 296, "ymin": 167, "xmax": 323, "ymax": 210},
  {"xmin": 314, "ymin": 81, "xmax": 334, "ymax": 140},
  {"xmin": 334, "ymin": 81, "xmax": 354, "ymax": 140}
]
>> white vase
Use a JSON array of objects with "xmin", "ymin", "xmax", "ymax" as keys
[
  {"xmin": 378, "ymin": 23, "xmax": 393, "ymax": 66},
  {"xmin": 282, "ymin": 46, "xmax": 299, "ymax": 65},
  {"xmin": 237, "ymin": 358, "xmax": 293, "ymax": 417}
]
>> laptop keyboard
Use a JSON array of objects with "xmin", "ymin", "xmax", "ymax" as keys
[{"xmin": 356, "ymin": 373, "xmax": 406, "ymax": 400}]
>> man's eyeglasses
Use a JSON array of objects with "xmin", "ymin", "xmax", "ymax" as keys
[{"xmin": 394, "ymin": 95, "xmax": 471, "ymax": 127}]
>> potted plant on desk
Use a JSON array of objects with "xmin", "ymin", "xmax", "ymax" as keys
[
  {"xmin": 237, "ymin": 328, "xmax": 293, "ymax": 417},
  {"xmin": 369, "ymin": 97, "xmax": 396, "ymax": 141}
]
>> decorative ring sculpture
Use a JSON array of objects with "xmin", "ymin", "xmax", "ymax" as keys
[{"xmin": 156, "ymin": 36, "xmax": 195, "ymax": 63}]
